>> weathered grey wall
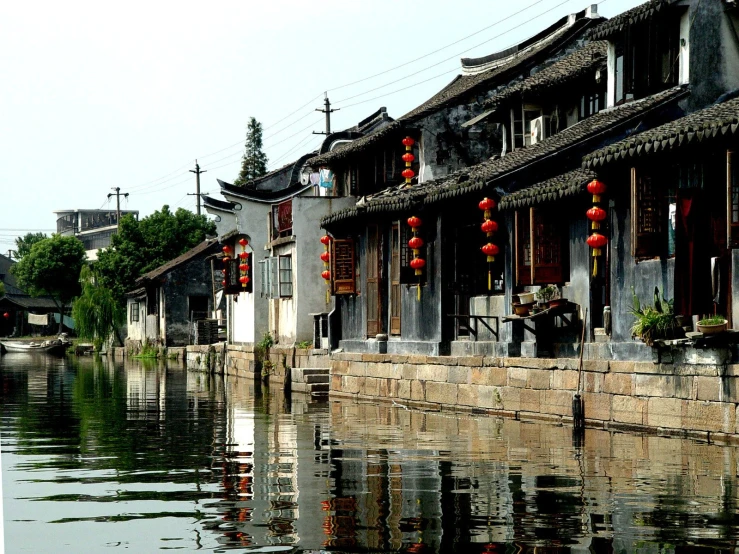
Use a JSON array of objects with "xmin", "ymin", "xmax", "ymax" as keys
[
  {"xmin": 293, "ymin": 196, "xmax": 356, "ymax": 343},
  {"xmin": 163, "ymin": 258, "xmax": 213, "ymax": 346},
  {"xmin": 338, "ymin": 230, "xmax": 366, "ymax": 343}
]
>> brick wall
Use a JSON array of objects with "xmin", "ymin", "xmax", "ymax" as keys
[{"xmin": 331, "ymin": 351, "xmax": 739, "ymax": 441}]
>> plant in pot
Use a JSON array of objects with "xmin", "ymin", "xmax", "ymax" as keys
[
  {"xmin": 535, "ymin": 285, "xmax": 558, "ymax": 308},
  {"xmin": 697, "ymin": 315, "xmax": 728, "ymax": 335},
  {"xmin": 630, "ymin": 287, "xmax": 682, "ymax": 346}
]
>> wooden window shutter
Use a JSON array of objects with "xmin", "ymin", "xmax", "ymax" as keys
[
  {"xmin": 331, "ymin": 239, "xmax": 356, "ymax": 294},
  {"xmin": 532, "ymin": 208, "xmax": 564, "ymax": 284},
  {"xmin": 224, "ymin": 258, "xmax": 241, "ymax": 295},
  {"xmin": 515, "ymin": 210, "xmax": 532, "ymax": 286},
  {"xmin": 631, "ymin": 167, "xmax": 663, "ymax": 258},
  {"xmin": 399, "ymin": 222, "xmax": 418, "ymax": 285}
]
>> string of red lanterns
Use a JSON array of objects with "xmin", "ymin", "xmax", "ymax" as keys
[
  {"xmin": 478, "ymin": 197, "xmax": 499, "ymax": 291},
  {"xmin": 238, "ymin": 238, "xmax": 250, "ymax": 288},
  {"xmin": 320, "ymin": 235, "xmax": 331, "ymax": 304},
  {"xmin": 402, "ymin": 137, "xmax": 415, "ymax": 185},
  {"xmin": 586, "ymin": 179, "xmax": 607, "ymax": 277},
  {"xmin": 221, "ymin": 244, "xmax": 232, "ymax": 288},
  {"xmin": 407, "ymin": 215, "xmax": 424, "ymax": 301}
]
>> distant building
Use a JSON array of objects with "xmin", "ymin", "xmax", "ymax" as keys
[{"xmin": 54, "ymin": 209, "xmax": 139, "ymax": 260}]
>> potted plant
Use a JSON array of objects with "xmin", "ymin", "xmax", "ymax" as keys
[
  {"xmin": 697, "ymin": 315, "xmax": 728, "ymax": 335},
  {"xmin": 535, "ymin": 285, "xmax": 558, "ymax": 307},
  {"xmin": 630, "ymin": 287, "xmax": 682, "ymax": 346}
]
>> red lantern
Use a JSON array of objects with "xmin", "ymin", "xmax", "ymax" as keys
[
  {"xmin": 221, "ymin": 280, "xmax": 226, "ymax": 286},
  {"xmin": 407, "ymin": 216, "xmax": 422, "ymax": 228},
  {"xmin": 408, "ymin": 236, "xmax": 424, "ymax": 250},
  {"xmin": 222, "ymin": 245, "xmax": 232, "ymax": 254},
  {"xmin": 238, "ymin": 238, "xmax": 248, "ymax": 247},
  {"xmin": 222, "ymin": 256, "xmax": 231, "ymax": 263},
  {"xmin": 587, "ymin": 233, "xmax": 608, "ymax": 249},
  {"xmin": 239, "ymin": 251, "xmax": 248, "ymax": 259},
  {"xmin": 402, "ymin": 153, "xmax": 415, "ymax": 163},
  {"xmin": 478, "ymin": 197, "xmax": 496, "ymax": 211},
  {"xmin": 481, "ymin": 243, "xmax": 499, "ymax": 257},
  {"xmin": 239, "ymin": 264, "xmax": 248, "ymax": 272},
  {"xmin": 239, "ymin": 276, "xmax": 249, "ymax": 284},
  {"xmin": 410, "ymin": 258, "xmax": 426, "ymax": 270},
  {"xmin": 320, "ymin": 235, "xmax": 331, "ymax": 245},
  {"xmin": 402, "ymin": 168, "xmax": 415, "ymax": 180},
  {"xmin": 402, "ymin": 137, "xmax": 415, "ymax": 147},
  {"xmin": 481, "ymin": 219, "xmax": 498, "ymax": 234},
  {"xmin": 320, "ymin": 251, "xmax": 330, "ymax": 262},
  {"xmin": 3, "ymin": 312, "xmax": 9, "ymax": 319},
  {"xmin": 586, "ymin": 207, "xmax": 607, "ymax": 222},
  {"xmin": 321, "ymin": 270, "xmax": 331, "ymax": 280},
  {"xmin": 586, "ymin": 179, "xmax": 606, "ymax": 195}
]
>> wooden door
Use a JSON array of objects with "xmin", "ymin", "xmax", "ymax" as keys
[
  {"xmin": 367, "ymin": 225, "xmax": 381, "ymax": 337},
  {"xmin": 390, "ymin": 223, "xmax": 401, "ymax": 335}
]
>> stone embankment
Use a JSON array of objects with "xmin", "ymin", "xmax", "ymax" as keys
[{"xmin": 330, "ymin": 350, "xmax": 739, "ymax": 442}]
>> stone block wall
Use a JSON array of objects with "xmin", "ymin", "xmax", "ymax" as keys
[{"xmin": 330, "ymin": 349, "xmax": 739, "ymax": 441}]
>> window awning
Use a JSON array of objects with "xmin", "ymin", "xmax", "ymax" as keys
[{"xmin": 461, "ymin": 109, "xmax": 497, "ymax": 129}]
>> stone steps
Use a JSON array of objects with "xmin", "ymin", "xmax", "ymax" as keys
[{"xmin": 291, "ymin": 367, "xmax": 330, "ymax": 396}]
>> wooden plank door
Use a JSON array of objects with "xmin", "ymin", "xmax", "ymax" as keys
[
  {"xmin": 367, "ymin": 225, "xmax": 381, "ymax": 337},
  {"xmin": 390, "ymin": 223, "xmax": 401, "ymax": 335}
]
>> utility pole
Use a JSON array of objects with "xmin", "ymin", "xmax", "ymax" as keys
[
  {"xmin": 188, "ymin": 160, "xmax": 207, "ymax": 215},
  {"xmin": 107, "ymin": 187, "xmax": 129, "ymax": 231},
  {"xmin": 313, "ymin": 92, "xmax": 339, "ymax": 136}
]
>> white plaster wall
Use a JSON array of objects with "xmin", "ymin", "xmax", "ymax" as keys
[
  {"xmin": 126, "ymin": 299, "xmax": 146, "ymax": 341},
  {"xmin": 274, "ymin": 242, "xmax": 298, "ymax": 344},
  {"xmin": 231, "ymin": 289, "xmax": 255, "ymax": 344}
]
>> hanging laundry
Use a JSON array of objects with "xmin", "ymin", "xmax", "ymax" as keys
[
  {"xmin": 309, "ymin": 172, "xmax": 320, "ymax": 186},
  {"xmin": 28, "ymin": 313, "xmax": 49, "ymax": 326},
  {"xmin": 319, "ymin": 168, "xmax": 334, "ymax": 188}
]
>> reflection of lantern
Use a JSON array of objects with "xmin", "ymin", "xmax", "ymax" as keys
[
  {"xmin": 586, "ymin": 179, "xmax": 608, "ymax": 276},
  {"xmin": 478, "ymin": 197, "xmax": 499, "ymax": 291}
]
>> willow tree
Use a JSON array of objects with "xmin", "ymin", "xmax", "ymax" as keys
[{"xmin": 72, "ymin": 266, "xmax": 124, "ymax": 350}]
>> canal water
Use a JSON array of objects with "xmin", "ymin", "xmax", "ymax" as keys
[{"xmin": 3, "ymin": 356, "xmax": 739, "ymax": 553}]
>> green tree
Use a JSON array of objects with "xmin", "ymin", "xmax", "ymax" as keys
[
  {"xmin": 233, "ymin": 117, "xmax": 268, "ymax": 186},
  {"xmin": 95, "ymin": 205, "xmax": 216, "ymax": 306},
  {"xmin": 72, "ymin": 266, "xmax": 124, "ymax": 350},
  {"xmin": 15, "ymin": 232, "xmax": 48, "ymax": 260},
  {"xmin": 11, "ymin": 235, "xmax": 87, "ymax": 332}
]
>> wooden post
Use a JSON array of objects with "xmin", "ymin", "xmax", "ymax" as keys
[{"xmin": 529, "ymin": 207, "xmax": 536, "ymax": 285}]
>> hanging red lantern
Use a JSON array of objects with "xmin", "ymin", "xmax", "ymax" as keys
[
  {"xmin": 410, "ymin": 258, "xmax": 426, "ymax": 270},
  {"xmin": 402, "ymin": 137, "xmax": 415, "ymax": 147},
  {"xmin": 3, "ymin": 312, "xmax": 9, "ymax": 319},
  {"xmin": 481, "ymin": 219, "xmax": 498, "ymax": 234},
  {"xmin": 402, "ymin": 152, "xmax": 415, "ymax": 163},
  {"xmin": 408, "ymin": 236, "xmax": 424, "ymax": 250},
  {"xmin": 402, "ymin": 168, "xmax": 415, "ymax": 180},
  {"xmin": 222, "ymin": 245, "xmax": 232, "ymax": 254},
  {"xmin": 320, "ymin": 235, "xmax": 331, "ymax": 302},
  {"xmin": 221, "ymin": 279, "xmax": 226, "ymax": 287},
  {"xmin": 322, "ymin": 270, "xmax": 331, "ymax": 281},
  {"xmin": 238, "ymin": 238, "xmax": 248, "ymax": 247},
  {"xmin": 587, "ymin": 179, "xmax": 606, "ymax": 202},
  {"xmin": 320, "ymin": 235, "xmax": 331, "ymax": 245},
  {"xmin": 587, "ymin": 233, "xmax": 608, "ymax": 249},
  {"xmin": 320, "ymin": 251, "xmax": 330, "ymax": 262},
  {"xmin": 407, "ymin": 216, "xmax": 422, "ymax": 228},
  {"xmin": 239, "ymin": 276, "xmax": 249, "ymax": 284},
  {"xmin": 586, "ymin": 206, "xmax": 607, "ymax": 230},
  {"xmin": 222, "ymin": 256, "xmax": 231, "ymax": 263},
  {"xmin": 239, "ymin": 251, "xmax": 248, "ymax": 260},
  {"xmin": 481, "ymin": 243, "xmax": 499, "ymax": 259},
  {"xmin": 478, "ymin": 197, "xmax": 496, "ymax": 211},
  {"xmin": 239, "ymin": 263, "xmax": 248, "ymax": 272}
]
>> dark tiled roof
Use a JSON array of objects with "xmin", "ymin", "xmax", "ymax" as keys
[
  {"xmin": 583, "ymin": 95, "xmax": 739, "ymax": 168},
  {"xmin": 589, "ymin": 0, "xmax": 670, "ymax": 40},
  {"xmin": 307, "ymin": 121, "xmax": 403, "ymax": 167},
  {"xmin": 322, "ymin": 86, "xmax": 687, "ymax": 226},
  {"xmin": 135, "ymin": 239, "xmax": 220, "ymax": 285},
  {"xmin": 498, "ymin": 168, "xmax": 597, "ymax": 210},
  {"xmin": 202, "ymin": 196, "xmax": 235, "ymax": 212},
  {"xmin": 0, "ymin": 294, "xmax": 59, "ymax": 310},
  {"xmin": 400, "ymin": 17, "xmax": 598, "ymax": 122},
  {"xmin": 485, "ymin": 41, "xmax": 607, "ymax": 108}
]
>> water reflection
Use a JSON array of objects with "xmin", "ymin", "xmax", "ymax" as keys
[{"xmin": 3, "ymin": 354, "xmax": 739, "ymax": 552}]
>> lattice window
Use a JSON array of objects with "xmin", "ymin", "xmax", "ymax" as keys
[
  {"xmin": 516, "ymin": 208, "xmax": 567, "ymax": 285},
  {"xmin": 130, "ymin": 302, "xmax": 139, "ymax": 323},
  {"xmin": 223, "ymin": 258, "xmax": 241, "ymax": 295},
  {"xmin": 331, "ymin": 239, "xmax": 356, "ymax": 295},
  {"xmin": 278, "ymin": 255, "xmax": 293, "ymax": 298},
  {"xmin": 631, "ymin": 168, "xmax": 665, "ymax": 258}
]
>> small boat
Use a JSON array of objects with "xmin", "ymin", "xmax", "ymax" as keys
[{"xmin": 0, "ymin": 338, "xmax": 70, "ymax": 355}]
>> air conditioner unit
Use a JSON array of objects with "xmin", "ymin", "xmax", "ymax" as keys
[{"xmin": 530, "ymin": 115, "xmax": 550, "ymax": 145}]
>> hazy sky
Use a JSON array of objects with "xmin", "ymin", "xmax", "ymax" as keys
[{"xmin": 0, "ymin": 0, "xmax": 643, "ymax": 253}]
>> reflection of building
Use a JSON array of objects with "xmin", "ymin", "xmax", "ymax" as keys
[
  {"xmin": 125, "ymin": 363, "xmax": 166, "ymax": 420},
  {"xmin": 54, "ymin": 208, "xmax": 138, "ymax": 260}
]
